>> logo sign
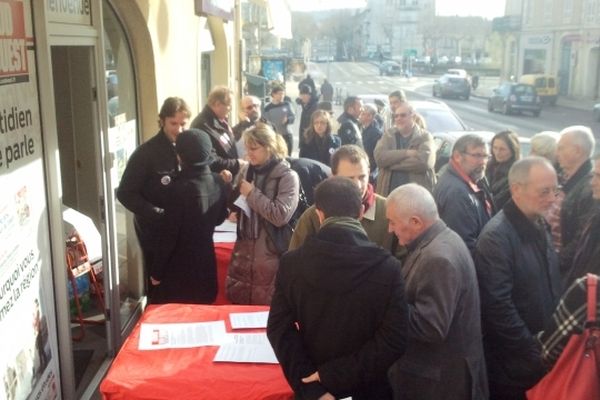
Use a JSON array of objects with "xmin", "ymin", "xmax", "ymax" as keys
[
  {"xmin": 47, "ymin": 0, "xmax": 91, "ymax": 25},
  {"xmin": 0, "ymin": 1, "xmax": 28, "ymax": 85}
]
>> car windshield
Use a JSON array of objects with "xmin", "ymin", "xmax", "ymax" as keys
[
  {"xmin": 513, "ymin": 85, "xmax": 535, "ymax": 95},
  {"xmin": 415, "ymin": 108, "xmax": 466, "ymax": 132}
]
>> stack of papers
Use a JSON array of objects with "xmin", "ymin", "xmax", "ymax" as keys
[{"xmin": 137, "ymin": 311, "xmax": 278, "ymax": 364}]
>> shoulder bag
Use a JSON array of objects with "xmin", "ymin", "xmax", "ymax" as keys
[{"xmin": 526, "ymin": 273, "xmax": 600, "ymax": 400}]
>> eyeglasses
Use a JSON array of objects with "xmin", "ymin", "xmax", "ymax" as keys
[
  {"xmin": 393, "ymin": 112, "xmax": 411, "ymax": 119},
  {"xmin": 245, "ymin": 103, "xmax": 260, "ymax": 111},
  {"xmin": 462, "ymin": 151, "xmax": 490, "ymax": 160},
  {"xmin": 535, "ymin": 186, "xmax": 560, "ymax": 197}
]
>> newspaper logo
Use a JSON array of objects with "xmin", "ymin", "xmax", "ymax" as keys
[{"xmin": 0, "ymin": 1, "xmax": 29, "ymax": 85}]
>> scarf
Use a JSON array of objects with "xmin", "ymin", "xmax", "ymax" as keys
[
  {"xmin": 321, "ymin": 216, "xmax": 367, "ymax": 236},
  {"xmin": 362, "ymin": 183, "xmax": 376, "ymax": 214},
  {"xmin": 450, "ymin": 159, "xmax": 493, "ymax": 216}
]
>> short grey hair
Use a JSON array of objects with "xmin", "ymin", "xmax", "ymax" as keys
[
  {"xmin": 530, "ymin": 131, "xmax": 560, "ymax": 161},
  {"xmin": 559, "ymin": 125, "xmax": 595, "ymax": 159},
  {"xmin": 452, "ymin": 134, "xmax": 487, "ymax": 155},
  {"xmin": 387, "ymin": 183, "xmax": 438, "ymax": 223},
  {"xmin": 362, "ymin": 103, "xmax": 377, "ymax": 116},
  {"xmin": 508, "ymin": 156, "xmax": 555, "ymax": 186}
]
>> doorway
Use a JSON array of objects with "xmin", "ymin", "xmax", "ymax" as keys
[{"xmin": 51, "ymin": 45, "xmax": 108, "ymax": 397}]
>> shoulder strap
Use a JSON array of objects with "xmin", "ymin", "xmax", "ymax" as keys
[{"xmin": 586, "ymin": 273, "xmax": 598, "ymax": 324}]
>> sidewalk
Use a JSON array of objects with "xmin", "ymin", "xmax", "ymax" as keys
[{"xmin": 470, "ymin": 76, "xmax": 596, "ymax": 112}]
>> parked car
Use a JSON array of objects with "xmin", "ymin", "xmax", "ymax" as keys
[
  {"xmin": 488, "ymin": 82, "xmax": 542, "ymax": 117},
  {"xmin": 519, "ymin": 74, "xmax": 558, "ymax": 105},
  {"xmin": 432, "ymin": 74, "xmax": 471, "ymax": 100},
  {"xmin": 379, "ymin": 61, "xmax": 402, "ymax": 76},
  {"xmin": 594, "ymin": 103, "xmax": 600, "ymax": 122},
  {"xmin": 446, "ymin": 68, "xmax": 468, "ymax": 78},
  {"xmin": 410, "ymin": 100, "xmax": 468, "ymax": 132}
]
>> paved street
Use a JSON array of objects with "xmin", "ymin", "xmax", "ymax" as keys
[{"xmin": 290, "ymin": 61, "xmax": 600, "ymax": 140}]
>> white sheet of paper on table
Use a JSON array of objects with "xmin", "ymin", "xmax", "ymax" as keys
[
  {"xmin": 213, "ymin": 333, "xmax": 278, "ymax": 364},
  {"xmin": 138, "ymin": 320, "xmax": 231, "ymax": 350},
  {"xmin": 229, "ymin": 311, "xmax": 269, "ymax": 329}
]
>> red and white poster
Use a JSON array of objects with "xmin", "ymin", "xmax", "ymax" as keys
[{"xmin": 0, "ymin": 1, "xmax": 61, "ymax": 399}]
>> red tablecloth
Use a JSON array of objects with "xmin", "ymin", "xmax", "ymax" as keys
[
  {"xmin": 214, "ymin": 242, "xmax": 235, "ymax": 305},
  {"xmin": 100, "ymin": 304, "xmax": 293, "ymax": 400}
]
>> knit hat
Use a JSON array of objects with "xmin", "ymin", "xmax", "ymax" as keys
[{"xmin": 176, "ymin": 129, "xmax": 214, "ymax": 166}]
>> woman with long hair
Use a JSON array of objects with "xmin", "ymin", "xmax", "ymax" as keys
[
  {"xmin": 226, "ymin": 123, "xmax": 300, "ymax": 305},
  {"xmin": 486, "ymin": 130, "xmax": 521, "ymax": 210},
  {"xmin": 299, "ymin": 109, "xmax": 341, "ymax": 166}
]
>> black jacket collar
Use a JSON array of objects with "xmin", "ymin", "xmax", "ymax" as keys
[
  {"xmin": 563, "ymin": 159, "xmax": 593, "ymax": 193},
  {"xmin": 503, "ymin": 199, "xmax": 546, "ymax": 244}
]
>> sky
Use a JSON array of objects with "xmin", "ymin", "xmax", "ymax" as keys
[{"xmin": 287, "ymin": 0, "xmax": 507, "ymax": 20}]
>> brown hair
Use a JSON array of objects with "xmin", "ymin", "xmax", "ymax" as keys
[{"xmin": 158, "ymin": 97, "xmax": 191, "ymax": 126}]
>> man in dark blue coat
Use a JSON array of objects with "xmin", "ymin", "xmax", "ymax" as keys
[
  {"xmin": 475, "ymin": 157, "xmax": 562, "ymax": 400},
  {"xmin": 434, "ymin": 134, "xmax": 494, "ymax": 254},
  {"xmin": 267, "ymin": 176, "xmax": 408, "ymax": 400}
]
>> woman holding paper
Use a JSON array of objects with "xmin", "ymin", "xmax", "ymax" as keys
[{"xmin": 227, "ymin": 123, "xmax": 299, "ymax": 305}]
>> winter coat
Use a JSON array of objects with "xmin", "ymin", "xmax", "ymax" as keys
[
  {"xmin": 486, "ymin": 160, "xmax": 512, "ymax": 211},
  {"xmin": 434, "ymin": 162, "xmax": 494, "ymax": 253},
  {"xmin": 474, "ymin": 200, "xmax": 562, "ymax": 391},
  {"xmin": 190, "ymin": 105, "xmax": 239, "ymax": 175},
  {"xmin": 389, "ymin": 220, "xmax": 488, "ymax": 400},
  {"xmin": 559, "ymin": 159, "xmax": 594, "ymax": 280},
  {"xmin": 337, "ymin": 112, "xmax": 363, "ymax": 147},
  {"xmin": 226, "ymin": 159, "xmax": 299, "ymax": 305},
  {"xmin": 287, "ymin": 157, "xmax": 331, "ymax": 206},
  {"xmin": 264, "ymin": 101, "xmax": 296, "ymax": 138},
  {"xmin": 150, "ymin": 165, "xmax": 229, "ymax": 304},
  {"xmin": 288, "ymin": 194, "xmax": 395, "ymax": 253},
  {"xmin": 267, "ymin": 219, "xmax": 408, "ymax": 399},
  {"xmin": 116, "ymin": 130, "xmax": 178, "ymax": 273},
  {"xmin": 299, "ymin": 96, "xmax": 319, "ymax": 146},
  {"xmin": 299, "ymin": 133, "xmax": 341, "ymax": 167},
  {"xmin": 374, "ymin": 124, "xmax": 436, "ymax": 196}
]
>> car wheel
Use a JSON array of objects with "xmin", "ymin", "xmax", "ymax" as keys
[
  {"xmin": 503, "ymin": 103, "xmax": 511, "ymax": 115},
  {"xmin": 432, "ymin": 88, "xmax": 437, "ymax": 97},
  {"xmin": 533, "ymin": 110, "xmax": 541, "ymax": 117},
  {"xmin": 487, "ymin": 100, "xmax": 493, "ymax": 112}
]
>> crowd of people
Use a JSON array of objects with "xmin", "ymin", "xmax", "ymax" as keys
[{"xmin": 116, "ymin": 79, "xmax": 599, "ymax": 400}]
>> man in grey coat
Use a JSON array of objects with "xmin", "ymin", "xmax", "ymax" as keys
[{"xmin": 386, "ymin": 183, "xmax": 488, "ymax": 400}]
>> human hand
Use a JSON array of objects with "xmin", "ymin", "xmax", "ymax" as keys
[
  {"xmin": 228, "ymin": 211, "xmax": 238, "ymax": 222},
  {"xmin": 318, "ymin": 393, "xmax": 335, "ymax": 400},
  {"xmin": 239, "ymin": 179, "xmax": 254, "ymax": 197},
  {"xmin": 238, "ymin": 111, "xmax": 250, "ymax": 122},
  {"xmin": 150, "ymin": 277, "xmax": 161, "ymax": 286},
  {"xmin": 220, "ymin": 169, "xmax": 233, "ymax": 183},
  {"xmin": 301, "ymin": 371, "xmax": 320, "ymax": 383}
]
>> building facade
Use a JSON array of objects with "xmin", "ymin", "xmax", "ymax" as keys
[{"xmin": 502, "ymin": 0, "xmax": 600, "ymax": 99}]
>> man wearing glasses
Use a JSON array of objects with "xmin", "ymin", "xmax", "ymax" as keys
[
  {"xmin": 474, "ymin": 157, "xmax": 562, "ymax": 400},
  {"xmin": 433, "ymin": 134, "xmax": 494, "ymax": 253},
  {"xmin": 373, "ymin": 100, "xmax": 436, "ymax": 196}
]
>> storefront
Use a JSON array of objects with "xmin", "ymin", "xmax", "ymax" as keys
[{"xmin": 0, "ymin": 1, "xmax": 239, "ymax": 398}]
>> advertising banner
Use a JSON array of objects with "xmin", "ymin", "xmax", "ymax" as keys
[{"xmin": 0, "ymin": 1, "xmax": 61, "ymax": 399}]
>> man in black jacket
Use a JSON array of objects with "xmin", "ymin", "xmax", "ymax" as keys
[
  {"xmin": 190, "ymin": 86, "xmax": 243, "ymax": 176},
  {"xmin": 337, "ymin": 96, "xmax": 363, "ymax": 147},
  {"xmin": 298, "ymin": 84, "xmax": 319, "ymax": 154},
  {"xmin": 475, "ymin": 157, "xmax": 562, "ymax": 400},
  {"xmin": 264, "ymin": 85, "xmax": 295, "ymax": 155},
  {"xmin": 267, "ymin": 176, "xmax": 408, "ymax": 400},
  {"xmin": 117, "ymin": 97, "xmax": 191, "ymax": 300}
]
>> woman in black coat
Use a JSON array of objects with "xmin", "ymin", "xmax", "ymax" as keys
[
  {"xmin": 150, "ymin": 129, "xmax": 230, "ymax": 304},
  {"xmin": 486, "ymin": 130, "xmax": 521, "ymax": 210},
  {"xmin": 299, "ymin": 109, "xmax": 341, "ymax": 167}
]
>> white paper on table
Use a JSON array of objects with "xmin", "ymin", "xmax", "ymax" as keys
[
  {"xmin": 229, "ymin": 311, "xmax": 269, "ymax": 329},
  {"xmin": 213, "ymin": 334, "xmax": 278, "ymax": 364},
  {"xmin": 233, "ymin": 195, "xmax": 252, "ymax": 217},
  {"xmin": 138, "ymin": 320, "xmax": 231, "ymax": 350}
]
